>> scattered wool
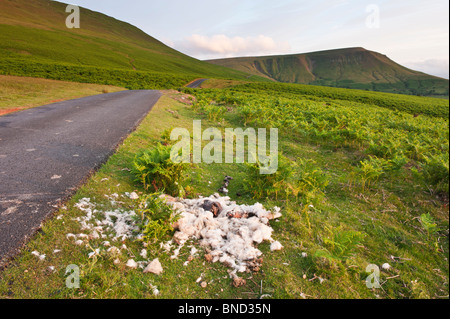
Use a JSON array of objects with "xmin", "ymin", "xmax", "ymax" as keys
[
  {"xmin": 94, "ymin": 226, "xmax": 103, "ymax": 233},
  {"xmin": 164, "ymin": 194, "xmax": 283, "ymax": 273},
  {"xmin": 149, "ymin": 283, "xmax": 160, "ymax": 296},
  {"xmin": 170, "ymin": 240, "xmax": 186, "ymax": 259},
  {"xmin": 74, "ymin": 240, "xmax": 84, "ymax": 246},
  {"xmin": 74, "ymin": 198, "xmax": 98, "ymax": 231},
  {"xmin": 107, "ymin": 246, "xmax": 121, "ymax": 256},
  {"xmin": 88, "ymin": 248, "xmax": 100, "ymax": 259},
  {"xmin": 190, "ymin": 246, "xmax": 198, "ymax": 257},
  {"xmin": 160, "ymin": 240, "xmax": 173, "ymax": 253},
  {"xmin": 140, "ymin": 249, "xmax": 148, "ymax": 259},
  {"xmin": 31, "ymin": 251, "xmax": 46, "ymax": 260},
  {"xmin": 382, "ymin": 263, "xmax": 391, "ymax": 270},
  {"xmin": 72, "ymin": 193, "xmax": 282, "ymax": 275},
  {"xmin": 128, "ymin": 192, "xmax": 139, "ymax": 200},
  {"xmin": 101, "ymin": 209, "xmax": 138, "ymax": 241},
  {"xmin": 66, "ymin": 233, "xmax": 77, "ymax": 240},
  {"xmin": 74, "ymin": 197, "xmax": 141, "ymax": 242},
  {"xmin": 90, "ymin": 231, "xmax": 100, "ymax": 240}
]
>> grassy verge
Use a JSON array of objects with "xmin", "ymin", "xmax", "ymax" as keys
[
  {"xmin": 0, "ymin": 89, "xmax": 448, "ymax": 299},
  {"xmin": 0, "ymin": 75, "xmax": 125, "ymax": 115}
]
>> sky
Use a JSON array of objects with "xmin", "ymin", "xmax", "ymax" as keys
[{"xmin": 64, "ymin": 0, "xmax": 449, "ymax": 79}]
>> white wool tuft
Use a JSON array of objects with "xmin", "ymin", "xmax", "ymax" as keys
[
  {"xmin": 382, "ymin": 263, "xmax": 391, "ymax": 270},
  {"xmin": 270, "ymin": 241, "xmax": 283, "ymax": 251},
  {"xmin": 144, "ymin": 259, "xmax": 163, "ymax": 275},
  {"xmin": 126, "ymin": 259, "xmax": 138, "ymax": 269}
]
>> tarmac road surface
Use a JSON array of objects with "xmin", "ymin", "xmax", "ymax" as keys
[
  {"xmin": 0, "ymin": 90, "xmax": 162, "ymax": 266},
  {"xmin": 186, "ymin": 78, "xmax": 207, "ymax": 88}
]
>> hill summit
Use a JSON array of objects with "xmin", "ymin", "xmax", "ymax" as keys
[{"xmin": 207, "ymin": 47, "xmax": 449, "ymax": 96}]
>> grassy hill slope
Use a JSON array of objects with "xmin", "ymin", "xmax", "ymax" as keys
[
  {"xmin": 0, "ymin": 0, "xmax": 254, "ymax": 87},
  {"xmin": 207, "ymin": 47, "xmax": 449, "ymax": 97}
]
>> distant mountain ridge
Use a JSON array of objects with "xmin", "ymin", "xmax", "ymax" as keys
[{"xmin": 207, "ymin": 48, "xmax": 449, "ymax": 97}]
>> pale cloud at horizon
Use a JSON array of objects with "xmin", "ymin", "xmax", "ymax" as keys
[
  {"xmin": 404, "ymin": 59, "xmax": 449, "ymax": 79},
  {"xmin": 178, "ymin": 34, "xmax": 292, "ymax": 59}
]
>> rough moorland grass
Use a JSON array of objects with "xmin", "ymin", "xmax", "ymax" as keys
[
  {"xmin": 0, "ymin": 89, "xmax": 448, "ymax": 299},
  {"xmin": 0, "ymin": 59, "xmax": 196, "ymax": 91},
  {"xmin": 0, "ymin": 75, "xmax": 125, "ymax": 114},
  {"xmin": 227, "ymin": 82, "xmax": 450, "ymax": 119}
]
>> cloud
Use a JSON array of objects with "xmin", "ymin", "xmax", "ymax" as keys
[
  {"xmin": 178, "ymin": 34, "xmax": 291, "ymax": 59},
  {"xmin": 403, "ymin": 59, "xmax": 449, "ymax": 79}
]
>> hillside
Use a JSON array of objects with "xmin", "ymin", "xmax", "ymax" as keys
[
  {"xmin": 0, "ymin": 0, "xmax": 253, "ymax": 85},
  {"xmin": 207, "ymin": 48, "xmax": 449, "ymax": 97}
]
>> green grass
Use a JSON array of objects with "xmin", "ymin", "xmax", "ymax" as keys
[
  {"xmin": 0, "ymin": 75, "xmax": 126, "ymax": 114},
  {"xmin": 0, "ymin": 84, "xmax": 448, "ymax": 299},
  {"xmin": 220, "ymin": 81, "xmax": 450, "ymax": 118},
  {"xmin": 0, "ymin": 58, "xmax": 197, "ymax": 90}
]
